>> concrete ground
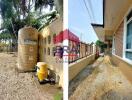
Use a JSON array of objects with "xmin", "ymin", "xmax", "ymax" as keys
[
  {"xmin": 0, "ymin": 53, "xmax": 62, "ymax": 100},
  {"xmin": 69, "ymin": 56, "xmax": 132, "ymax": 100}
]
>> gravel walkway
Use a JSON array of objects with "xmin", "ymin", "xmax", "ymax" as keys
[{"xmin": 0, "ymin": 53, "xmax": 62, "ymax": 100}]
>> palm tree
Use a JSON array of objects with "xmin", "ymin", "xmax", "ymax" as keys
[{"xmin": 0, "ymin": 0, "xmax": 63, "ymax": 52}]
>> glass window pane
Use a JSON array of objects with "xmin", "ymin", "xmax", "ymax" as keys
[
  {"xmin": 126, "ymin": 51, "xmax": 132, "ymax": 60},
  {"xmin": 127, "ymin": 10, "xmax": 132, "ymax": 21},
  {"xmin": 126, "ymin": 20, "xmax": 132, "ymax": 49}
]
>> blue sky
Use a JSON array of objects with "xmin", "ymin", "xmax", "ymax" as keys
[{"xmin": 68, "ymin": 0, "xmax": 103, "ymax": 43}]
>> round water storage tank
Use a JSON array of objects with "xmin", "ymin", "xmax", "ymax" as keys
[{"xmin": 18, "ymin": 27, "xmax": 38, "ymax": 71}]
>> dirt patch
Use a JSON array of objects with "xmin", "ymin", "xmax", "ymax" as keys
[
  {"xmin": 69, "ymin": 56, "xmax": 132, "ymax": 100},
  {"xmin": 69, "ymin": 57, "xmax": 104, "ymax": 97},
  {"xmin": 0, "ymin": 53, "xmax": 62, "ymax": 100}
]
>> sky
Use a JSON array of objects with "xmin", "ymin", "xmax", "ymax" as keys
[{"xmin": 68, "ymin": 0, "xmax": 103, "ymax": 43}]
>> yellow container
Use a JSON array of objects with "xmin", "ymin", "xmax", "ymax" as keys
[{"xmin": 36, "ymin": 62, "xmax": 48, "ymax": 81}]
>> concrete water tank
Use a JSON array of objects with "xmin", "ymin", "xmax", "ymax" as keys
[{"xmin": 18, "ymin": 27, "xmax": 38, "ymax": 71}]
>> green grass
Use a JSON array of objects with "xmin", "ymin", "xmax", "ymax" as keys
[{"xmin": 54, "ymin": 92, "xmax": 63, "ymax": 100}]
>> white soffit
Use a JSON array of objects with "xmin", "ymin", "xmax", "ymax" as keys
[
  {"xmin": 105, "ymin": 0, "xmax": 132, "ymax": 31},
  {"xmin": 93, "ymin": 26, "xmax": 105, "ymax": 41}
]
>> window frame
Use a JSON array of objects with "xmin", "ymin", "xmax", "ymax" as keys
[
  {"xmin": 123, "ymin": 8, "xmax": 132, "ymax": 63},
  {"xmin": 112, "ymin": 35, "xmax": 115, "ymax": 54}
]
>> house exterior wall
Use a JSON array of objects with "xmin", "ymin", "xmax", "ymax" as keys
[
  {"xmin": 38, "ymin": 18, "xmax": 63, "ymax": 87},
  {"xmin": 111, "ymin": 7, "xmax": 132, "ymax": 83},
  {"xmin": 111, "ymin": 55, "xmax": 132, "ymax": 83},
  {"xmin": 114, "ymin": 21, "xmax": 124, "ymax": 57}
]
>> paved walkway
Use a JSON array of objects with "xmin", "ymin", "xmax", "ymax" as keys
[{"xmin": 69, "ymin": 56, "xmax": 132, "ymax": 100}]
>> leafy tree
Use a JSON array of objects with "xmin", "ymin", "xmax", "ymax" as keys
[
  {"xmin": 96, "ymin": 40, "xmax": 107, "ymax": 53},
  {"xmin": 0, "ymin": 0, "xmax": 57, "ymax": 38},
  {"xmin": 96, "ymin": 40, "xmax": 104, "ymax": 47},
  {"xmin": 0, "ymin": 0, "xmax": 63, "ymax": 51}
]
